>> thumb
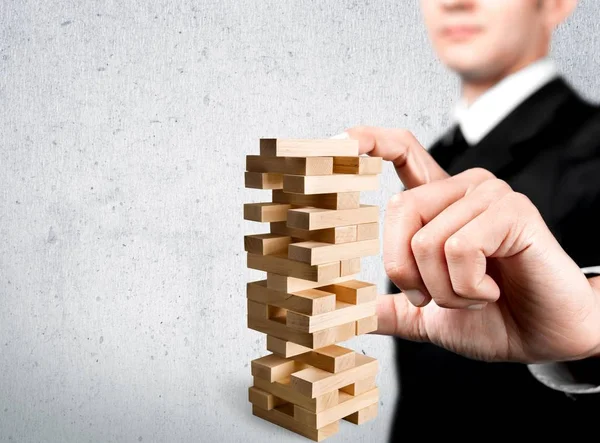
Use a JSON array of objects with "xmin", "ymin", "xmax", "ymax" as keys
[
  {"xmin": 375, "ymin": 294, "xmax": 427, "ymax": 341},
  {"xmin": 338, "ymin": 126, "xmax": 449, "ymax": 189}
]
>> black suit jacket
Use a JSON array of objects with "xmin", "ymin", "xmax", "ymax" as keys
[{"xmin": 388, "ymin": 77, "xmax": 600, "ymax": 440}]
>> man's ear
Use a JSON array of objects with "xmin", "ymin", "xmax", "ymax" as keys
[{"xmin": 543, "ymin": 0, "xmax": 578, "ymax": 29}]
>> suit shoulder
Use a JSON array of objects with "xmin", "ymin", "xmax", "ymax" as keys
[{"xmin": 561, "ymin": 97, "xmax": 600, "ymax": 159}]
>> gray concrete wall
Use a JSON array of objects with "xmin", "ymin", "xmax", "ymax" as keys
[{"xmin": 1, "ymin": 1, "xmax": 599, "ymax": 442}]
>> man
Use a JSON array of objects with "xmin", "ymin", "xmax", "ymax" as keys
[{"xmin": 333, "ymin": 0, "xmax": 600, "ymax": 438}]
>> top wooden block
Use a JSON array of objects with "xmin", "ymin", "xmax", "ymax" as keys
[{"xmin": 260, "ymin": 139, "xmax": 359, "ymax": 158}]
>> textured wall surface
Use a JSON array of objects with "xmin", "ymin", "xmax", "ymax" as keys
[{"xmin": 1, "ymin": 1, "xmax": 599, "ymax": 442}]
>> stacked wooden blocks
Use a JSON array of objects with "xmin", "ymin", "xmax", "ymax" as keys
[{"xmin": 244, "ymin": 138, "xmax": 382, "ymax": 441}]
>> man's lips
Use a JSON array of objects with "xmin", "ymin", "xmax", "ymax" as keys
[{"xmin": 441, "ymin": 25, "xmax": 482, "ymax": 40}]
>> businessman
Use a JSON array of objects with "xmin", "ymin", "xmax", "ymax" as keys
[{"xmin": 334, "ymin": 0, "xmax": 600, "ymax": 437}]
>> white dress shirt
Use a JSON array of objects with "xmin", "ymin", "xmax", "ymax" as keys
[
  {"xmin": 448, "ymin": 57, "xmax": 600, "ymax": 395},
  {"xmin": 452, "ymin": 57, "xmax": 558, "ymax": 145}
]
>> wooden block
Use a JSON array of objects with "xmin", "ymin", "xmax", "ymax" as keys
[
  {"xmin": 248, "ymin": 315, "xmax": 355, "ymax": 349},
  {"xmin": 286, "ymin": 301, "xmax": 377, "ymax": 333},
  {"xmin": 251, "ymin": 353, "xmax": 306, "ymax": 382},
  {"xmin": 340, "ymin": 258, "xmax": 361, "ymax": 276},
  {"xmin": 320, "ymin": 280, "xmax": 377, "ymax": 304},
  {"xmin": 244, "ymin": 234, "xmax": 291, "ymax": 255},
  {"xmin": 311, "ymin": 225, "xmax": 357, "ymax": 244},
  {"xmin": 288, "ymin": 239, "xmax": 379, "ymax": 265},
  {"xmin": 248, "ymin": 386, "xmax": 287, "ymax": 410},
  {"xmin": 265, "ymin": 272, "xmax": 358, "ymax": 293},
  {"xmin": 291, "ymin": 354, "xmax": 378, "ymax": 398},
  {"xmin": 333, "ymin": 156, "xmax": 382, "ymax": 175},
  {"xmin": 252, "ymin": 404, "xmax": 339, "ymax": 442},
  {"xmin": 254, "ymin": 376, "xmax": 339, "ymax": 413},
  {"xmin": 266, "ymin": 336, "xmax": 312, "ymax": 358},
  {"xmin": 272, "ymin": 189, "xmax": 360, "ymax": 210},
  {"xmin": 247, "ymin": 253, "xmax": 340, "ymax": 282},
  {"xmin": 343, "ymin": 402, "xmax": 378, "ymax": 425},
  {"xmin": 245, "ymin": 171, "xmax": 283, "ymax": 189},
  {"xmin": 341, "ymin": 376, "xmax": 377, "ymax": 396},
  {"xmin": 293, "ymin": 345, "xmax": 356, "ymax": 373},
  {"xmin": 247, "ymin": 299, "xmax": 287, "ymax": 323},
  {"xmin": 293, "ymin": 388, "xmax": 379, "ymax": 429},
  {"xmin": 247, "ymin": 280, "xmax": 336, "ymax": 315},
  {"xmin": 356, "ymin": 315, "xmax": 378, "ymax": 335},
  {"xmin": 357, "ymin": 222, "xmax": 378, "ymax": 241},
  {"xmin": 270, "ymin": 222, "xmax": 358, "ymax": 244},
  {"xmin": 246, "ymin": 155, "xmax": 333, "ymax": 176},
  {"xmin": 260, "ymin": 138, "xmax": 358, "ymax": 158},
  {"xmin": 283, "ymin": 174, "xmax": 379, "ymax": 195},
  {"xmin": 244, "ymin": 203, "xmax": 290, "ymax": 223},
  {"xmin": 287, "ymin": 205, "xmax": 378, "ymax": 230}
]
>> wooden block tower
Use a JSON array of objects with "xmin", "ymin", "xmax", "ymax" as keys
[{"xmin": 244, "ymin": 138, "xmax": 382, "ymax": 441}]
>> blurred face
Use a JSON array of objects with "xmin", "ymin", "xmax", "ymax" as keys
[{"xmin": 420, "ymin": 0, "xmax": 561, "ymax": 82}]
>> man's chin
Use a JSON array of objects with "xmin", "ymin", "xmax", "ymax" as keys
[{"xmin": 443, "ymin": 58, "xmax": 502, "ymax": 83}]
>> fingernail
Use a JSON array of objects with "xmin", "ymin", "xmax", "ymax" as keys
[
  {"xmin": 330, "ymin": 131, "xmax": 350, "ymax": 139},
  {"xmin": 467, "ymin": 303, "xmax": 486, "ymax": 310},
  {"xmin": 403, "ymin": 289, "xmax": 426, "ymax": 307}
]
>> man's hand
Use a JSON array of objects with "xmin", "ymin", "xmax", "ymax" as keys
[
  {"xmin": 339, "ymin": 125, "xmax": 600, "ymax": 363},
  {"xmin": 341, "ymin": 126, "xmax": 449, "ymax": 188}
]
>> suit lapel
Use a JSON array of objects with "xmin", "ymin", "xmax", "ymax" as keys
[{"xmin": 446, "ymin": 78, "xmax": 575, "ymax": 177}]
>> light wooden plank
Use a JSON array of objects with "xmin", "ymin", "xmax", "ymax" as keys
[
  {"xmin": 265, "ymin": 273, "xmax": 359, "ymax": 293},
  {"xmin": 340, "ymin": 258, "xmax": 361, "ymax": 276},
  {"xmin": 287, "ymin": 205, "xmax": 378, "ymax": 230},
  {"xmin": 244, "ymin": 202, "xmax": 290, "ymax": 223},
  {"xmin": 333, "ymin": 156, "xmax": 382, "ymax": 175},
  {"xmin": 246, "ymin": 155, "xmax": 334, "ymax": 176},
  {"xmin": 343, "ymin": 402, "xmax": 378, "ymax": 425},
  {"xmin": 293, "ymin": 345, "xmax": 356, "ymax": 373},
  {"xmin": 357, "ymin": 222, "xmax": 379, "ymax": 241},
  {"xmin": 286, "ymin": 301, "xmax": 377, "ymax": 333},
  {"xmin": 247, "ymin": 280, "xmax": 336, "ymax": 315},
  {"xmin": 254, "ymin": 376, "xmax": 339, "ymax": 413},
  {"xmin": 356, "ymin": 315, "xmax": 378, "ymax": 335},
  {"xmin": 244, "ymin": 233, "xmax": 291, "ymax": 255},
  {"xmin": 319, "ymin": 280, "xmax": 377, "ymax": 304},
  {"xmin": 248, "ymin": 386, "xmax": 287, "ymax": 410},
  {"xmin": 293, "ymin": 388, "xmax": 379, "ymax": 429},
  {"xmin": 247, "ymin": 252, "xmax": 340, "ymax": 282},
  {"xmin": 270, "ymin": 222, "xmax": 358, "ymax": 244},
  {"xmin": 341, "ymin": 375, "xmax": 377, "ymax": 396},
  {"xmin": 272, "ymin": 189, "xmax": 360, "ymax": 210},
  {"xmin": 291, "ymin": 354, "xmax": 378, "ymax": 398},
  {"xmin": 245, "ymin": 171, "xmax": 283, "ymax": 189},
  {"xmin": 266, "ymin": 336, "xmax": 312, "ymax": 358},
  {"xmin": 251, "ymin": 353, "xmax": 307, "ymax": 383},
  {"xmin": 248, "ymin": 315, "xmax": 355, "ymax": 349},
  {"xmin": 260, "ymin": 138, "xmax": 358, "ymax": 157},
  {"xmin": 288, "ymin": 239, "xmax": 379, "ymax": 265},
  {"xmin": 252, "ymin": 404, "xmax": 340, "ymax": 442},
  {"xmin": 283, "ymin": 174, "xmax": 379, "ymax": 195}
]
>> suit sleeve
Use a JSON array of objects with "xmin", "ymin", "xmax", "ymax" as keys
[{"xmin": 527, "ymin": 125, "xmax": 600, "ymax": 394}]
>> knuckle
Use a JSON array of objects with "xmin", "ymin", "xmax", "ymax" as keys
[
  {"xmin": 386, "ymin": 191, "xmax": 407, "ymax": 211},
  {"xmin": 511, "ymin": 191, "xmax": 533, "ymax": 207},
  {"xmin": 479, "ymin": 178, "xmax": 512, "ymax": 194},
  {"xmin": 410, "ymin": 230, "xmax": 436, "ymax": 256},
  {"xmin": 468, "ymin": 167, "xmax": 496, "ymax": 182},
  {"xmin": 444, "ymin": 235, "xmax": 468, "ymax": 259},
  {"xmin": 383, "ymin": 260, "xmax": 411, "ymax": 285}
]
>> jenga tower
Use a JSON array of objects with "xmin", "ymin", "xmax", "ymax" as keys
[{"xmin": 244, "ymin": 138, "xmax": 382, "ymax": 441}]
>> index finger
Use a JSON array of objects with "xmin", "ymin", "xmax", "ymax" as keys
[{"xmin": 340, "ymin": 126, "xmax": 450, "ymax": 189}]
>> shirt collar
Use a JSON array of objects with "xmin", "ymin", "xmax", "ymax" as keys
[{"xmin": 452, "ymin": 57, "xmax": 559, "ymax": 145}]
